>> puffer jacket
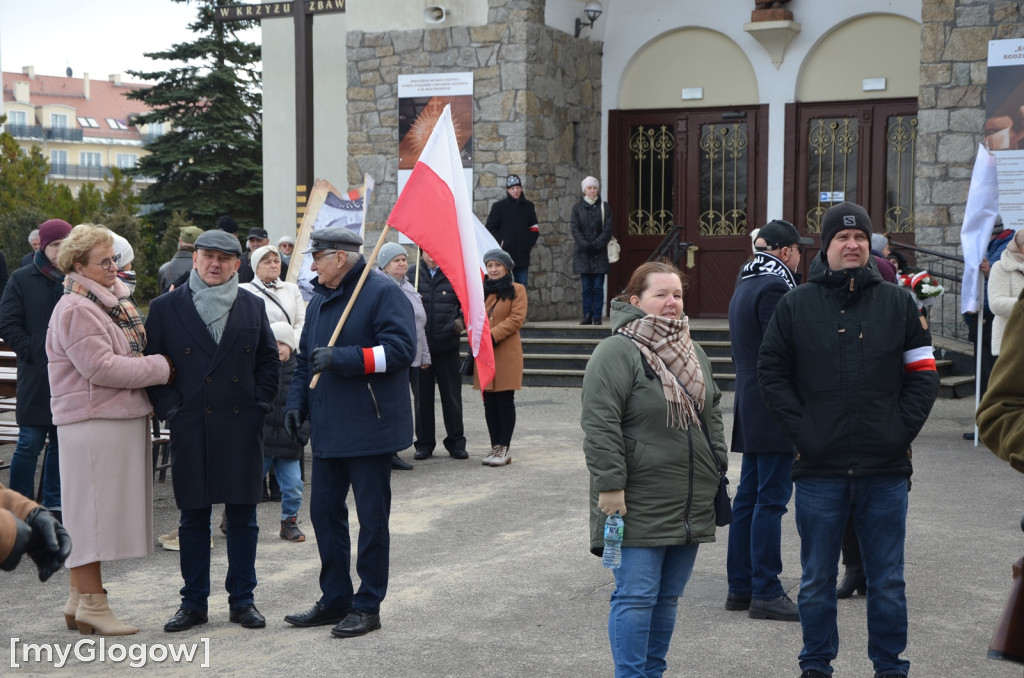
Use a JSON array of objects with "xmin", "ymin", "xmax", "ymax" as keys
[
  {"xmin": 411, "ymin": 262, "xmax": 463, "ymax": 355},
  {"xmin": 758, "ymin": 254, "xmax": 939, "ymax": 479},
  {"xmin": 571, "ymin": 198, "xmax": 612, "ymax": 275},
  {"xmin": 988, "ymin": 243, "xmax": 1024, "ymax": 356},
  {"xmin": 264, "ymin": 353, "xmax": 308, "ymax": 459},
  {"xmin": 582, "ymin": 300, "xmax": 726, "ymax": 555}
]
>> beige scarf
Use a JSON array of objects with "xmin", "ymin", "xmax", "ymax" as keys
[{"xmin": 618, "ymin": 313, "xmax": 705, "ymax": 430}]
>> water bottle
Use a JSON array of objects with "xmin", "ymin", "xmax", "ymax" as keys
[{"xmin": 602, "ymin": 512, "xmax": 624, "ymax": 569}]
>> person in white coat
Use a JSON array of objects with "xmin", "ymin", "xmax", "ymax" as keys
[
  {"xmin": 241, "ymin": 245, "xmax": 305, "ymax": 337},
  {"xmin": 989, "ymin": 229, "xmax": 1024, "ymax": 357}
]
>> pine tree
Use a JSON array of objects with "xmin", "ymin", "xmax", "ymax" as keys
[{"xmin": 127, "ymin": 0, "xmax": 263, "ymax": 237}]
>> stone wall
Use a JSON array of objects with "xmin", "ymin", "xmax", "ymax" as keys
[
  {"xmin": 346, "ymin": 0, "xmax": 602, "ymax": 320},
  {"xmin": 917, "ymin": 0, "xmax": 1024, "ymax": 332}
]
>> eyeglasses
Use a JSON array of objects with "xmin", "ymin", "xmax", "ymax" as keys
[
  {"xmin": 311, "ymin": 249, "xmax": 338, "ymax": 263},
  {"xmin": 86, "ymin": 253, "xmax": 122, "ymax": 271}
]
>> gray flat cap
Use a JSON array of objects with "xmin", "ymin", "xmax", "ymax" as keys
[
  {"xmin": 194, "ymin": 229, "xmax": 243, "ymax": 256},
  {"xmin": 303, "ymin": 226, "xmax": 363, "ymax": 254}
]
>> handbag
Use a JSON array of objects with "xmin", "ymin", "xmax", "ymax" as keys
[
  {"xmin": 602, "ymin": 202, "xmax": 621, "ymax": 263},
  {"xmin": 459, "ymin": 354, "xmax": 474, "ymax": 376}
]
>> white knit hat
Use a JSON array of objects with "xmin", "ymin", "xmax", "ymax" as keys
[{"xmin": 270, "ymin": 321, "xmax": 298, "ymax": 351}]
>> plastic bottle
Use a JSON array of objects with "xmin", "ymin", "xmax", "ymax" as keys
[{"xmin": 602, "ymin": 512, "xmax": 624, "ymax": 569}]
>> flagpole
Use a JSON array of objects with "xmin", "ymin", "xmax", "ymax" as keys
[
  {"xmin": 972, "ymin": 273, "xmax": 984, "ymax": 446},
  {"xmin": 310, "ymin": 225, "xmax": 392, "ymax": 389},
  {"xmin": 414, "ymin": 247, "xmax": 421, "ymax": 291}
]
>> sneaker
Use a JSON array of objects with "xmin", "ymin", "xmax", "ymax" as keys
[
  {"xmin": 749, "ymin": 595, "xmax": 800, "ymax": 621},
  {"xmin": 157, "ymin": 528, "xmax": 178, "ymax": 545},
  {"xmin": 280, "ymin": 517, "xmax": 306, "ymax": 542},
  {"xmin": 160, "ymin": 535, "xmax": 214, "ymax": 551}
]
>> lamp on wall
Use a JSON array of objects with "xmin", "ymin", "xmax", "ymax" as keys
[{"xmin": 574, "ymin": 0, "xmax": 603, "ymax": 38}]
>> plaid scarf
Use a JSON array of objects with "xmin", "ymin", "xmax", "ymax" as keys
[
  {"xmin": 65, "ymin": 275, "xmax": 147, "ymax": 356},
  {"xmin": 618, "ymin": 313, "xmax": 705, "ymax": 430},
  {"xmin": 34, "ymin": 249, "xmax": 65, "ymax": 284}
]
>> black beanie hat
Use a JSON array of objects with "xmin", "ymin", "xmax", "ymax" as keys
[
  {"xmin": 217, "ymin": 215, "xmax": 239, "ymax": 234},
  {"xmin": 820, "ymin": 202, "xmax": 872, "ymax": 251}
]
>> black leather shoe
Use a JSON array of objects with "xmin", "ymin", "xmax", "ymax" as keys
[
  {"xmin": 837, "ymin": 566, "xmax": 866, "ymax": 599},
  {"xmin": 164, "ymin": 607, "xmax": 208, "ymax": 633},
  {"xmin": 580, "ymin": 317, "xmax": 592, "ymax": 325},
  {"xmin": 413, "ymin": 449, "xmax": 432, "ymax": 460},
  {"xmin": 449, "ymin": 449, "xmax": 469, "ymax": 460},
  {"xmin": 330, "ymin": 610, "xmax": 381, "ymax": 637},
  {"xmin": 799, "ymin": 671, "xmax": 829, "ymax": 678},
  {"xmin": 725, "ymin": 592, "xmax": 751, "ymax": 611},
  {"xmin": 229, "ymin": 604, "xmax": 266, "ymax": 628},
  {"xmin": 284, "ymin": 602, "xmax": 351, "ymax": 627},
  {"xmin": 749, "ymin": 595, "xmax": 800, "ymax": 621},
  {"xmin": 391, "ymin": 454, "xmax": 414, "ymax": 470}
]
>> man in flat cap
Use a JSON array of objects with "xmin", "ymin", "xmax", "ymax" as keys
[
  {"xmin": 239, "ymin": 228, "xmax": 271, "ymax": 283},
  {"xmin": 283, "ymin": 226, "xmax": 416, "ymax": 638},
  {"xmin": 158, "ymin": 226, "xmax": 204, "ymax": 295},
  {"xmin": 486, "ymin": 174, "xmax": 540, "ymax": 286},
  {"xmin": 145, "ymin": 229, "xmax": 280, "ymax": 633}
]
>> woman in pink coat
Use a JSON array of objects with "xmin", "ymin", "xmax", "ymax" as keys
[{"xmin": 46, "ymin": 224, "xmax": 173, "ymax": 636}]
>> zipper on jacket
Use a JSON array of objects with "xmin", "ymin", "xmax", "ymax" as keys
[
  {"xmin": 683, "ymin": 427, "xmax": 695, "ymax": 544},
  {"xmin": 366, "ymin": 383, "xmax": 382, "ymax": 419}
]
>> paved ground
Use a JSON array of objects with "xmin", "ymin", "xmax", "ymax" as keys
[{"xmin": 1, "ymin": 386, "xmax": 1023, "ymax": 677}]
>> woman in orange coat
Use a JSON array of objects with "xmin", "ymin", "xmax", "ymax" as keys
[{"xmin": 474, "ymin": 249, "xmax": 527, "ymax": 467}]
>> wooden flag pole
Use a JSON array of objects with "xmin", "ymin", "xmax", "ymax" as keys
[{"xmin": 310, "ymin": 225, "xmax": 392, "ymax": 389}]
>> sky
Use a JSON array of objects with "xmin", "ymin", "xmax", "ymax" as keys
[{"xmin": 0, "ymin": 0, "xmax": 260, "ymax": 83}]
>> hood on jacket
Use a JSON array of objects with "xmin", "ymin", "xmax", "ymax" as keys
[{"xmin": 609, "ymin": 298, "xmax": 690, "ymax": 332}]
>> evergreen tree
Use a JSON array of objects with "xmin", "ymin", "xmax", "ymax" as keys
[{"xmin": 127, "ymin": 0, "xmax": 263, "ymax": 237}]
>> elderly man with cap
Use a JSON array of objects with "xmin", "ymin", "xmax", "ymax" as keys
[
  {"xmin": 0, "ymin": 218, "xmax": 74, "ymax": 514},
  {"xmin": 283, "ymin": 226, "xmax": 415, "ymax": 638},
  {"xmin": 158, "ymin": 226, "xmax": 204, "ymax": 295},
  {"xmin": 485, "ymin": 174, "xmax": 540, "ymax": 286},
  {"xmin": 725, "ymin": 219, "xmax": 811, "ymax": 623},
  {"xmin": 239, "ymin": 228, "xmax": 271, "ymax": 284},
  {"xmin": 758, "ymin": 202, "xmax": 939, "ymax": 678},
  {"xmin": 144, "ymin": 229, "xmax": 280, "ymax": 633}
]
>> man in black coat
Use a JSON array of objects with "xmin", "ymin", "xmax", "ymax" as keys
[
  {"xmin": 485, "ymin": 174, "xmax": 539, "ymax": 286},
  {"xmin": 758, "ymin": 203, "xmax": 939, "ymax": 678},
  {"xmin": 0, "ymin": 219, "xmax": 73, "ymax": 512},
  {"xmin": 410, "ymin": 251, "xmax": 467, "ymax": 460},
  {"xmin": 157, "ymin": 226, "xmax": 202, "ymax": 295},
  {"xmin": 145, "ymin": 230, "xmax": 280, "ymax": 633},
  {"xmin": 725, "ymin": 219, "xmax": 811, "ymax": 623}
]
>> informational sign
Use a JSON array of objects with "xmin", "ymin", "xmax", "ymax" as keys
[{"xmin": 987, "ymin": 38, "xmax": 1024, "ymax": 229}]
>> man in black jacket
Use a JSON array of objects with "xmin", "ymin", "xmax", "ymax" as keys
[
  {"xmin": 758, "ymin": 202, "xmax": 939, "ymax": 678},
  {"xmin": 410, "ymin": 251, "xmax": 467, "ymax": 460},
  {"xmin": 485, "ymin": 174, "xmax": 539, "ymax": 286}
]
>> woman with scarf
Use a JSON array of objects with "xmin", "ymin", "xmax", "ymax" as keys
[
  {"xmin": 377, "ymin": 242, "xmax": 430, "ymax": 470},
  {"xmin": 473, "ymin": 249, "xmax": 527, "ymax": 467},
  {"xmin": 241, "ymin": 244, "xmax": 305, "ymax": 337},
  {"xmin": 989, "ymin": 228, "xmax": 1024, "ymax": 357},
  {"xmin": 581, "ymin": 261, "xmax": 726, "ymax": 678},
  {"xmin": 46, "ymin": 224, "xmax": 173, "ymax": 636},
  {"xmin": 571, "ymin": 175, "xmax": 614, "ymax": 325}
]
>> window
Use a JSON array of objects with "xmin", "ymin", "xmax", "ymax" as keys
[
  {"xmin": 149, "ymin": 122, "xmax": 164, "ymax": 136},
  {"xmin": 8, "ymin": 110, "xmax": 26, "ymax": 126},
  {"xmin": 81, "ymin": 151, "xmax": 102, "ymax": 167},
  {"xmin": 116, "ymin": 153, "xmax": 137, "ymax": 169},
  {"xmin": 50, "ymin": 150, "xmax": 68, "ymax": 173},
  {"xmin": 76, "ymin": 117, "xmax": 99, "ymax": 128},
  {"xmin": 106, "ymin": 118, "xmax": 129, "ymax": 130},
  {"xmin": 50, "ymin": 113, "xmax": 68, "ymax": 128}
]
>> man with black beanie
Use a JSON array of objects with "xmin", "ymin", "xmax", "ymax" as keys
[{"xmin": 485, "ymin": 174, "xmax": 539, "ymax": 286}]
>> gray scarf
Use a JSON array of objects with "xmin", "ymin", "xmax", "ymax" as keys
[{"xmin": 190, "ymin": 269, "xmax": 237, "ymax": 343}]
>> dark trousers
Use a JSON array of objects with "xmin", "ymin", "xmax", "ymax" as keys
[
  {"xmin": 416, "ymin": 348, "xmax": 466, "ymax": 454},
  {"xmin": 482, "ymin": 390, "xmax": 516, "ymax": 447},
  {"xmin": 178, "ymin": 503, "xmax": 258, "ymax": 612},
  {"xmin": 580, "ymin": 273, "xmax": 605, "ymax": 321},
  {"xmin": 310, "ymin": 454, "xmax": 392, "ymax": 614},
  {"xmin": 966, "ymin": 312, "xmax": 995, "ymax": 395}
]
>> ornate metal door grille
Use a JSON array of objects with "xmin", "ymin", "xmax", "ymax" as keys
[
  {"xmin": 885, "ymin": 115, "xmax": 917, "ymax": 233},
  {"xmin": 627, "ymin": 124, "xmax": 675, "ymax": 235},
  {"xmin": 805, "ymin": 117, "xmax": 860, "ymax": 233},
  {"xmin": 699, "ymin": 122, "xmax": 749, "ymax": 236}
]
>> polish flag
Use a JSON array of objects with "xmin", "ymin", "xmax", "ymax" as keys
[{"xmin": 387, "ymin": 105, "xmax": 495, "ymax": 390}]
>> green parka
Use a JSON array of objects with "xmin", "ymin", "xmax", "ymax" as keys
[{"xmin": 582, "ymin": 300, "xmax": 726, "ymax": 556}]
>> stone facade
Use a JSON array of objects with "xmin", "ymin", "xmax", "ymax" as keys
[
  {"xmin": 346, "ymin": 0, "xmax": 603, "ymax": 320},
  {"xmin": 917, "ymin": 0, "xmax": 1024, "ymax": 332}
]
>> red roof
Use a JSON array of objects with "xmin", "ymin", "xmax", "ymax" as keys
[{"xmin": 2, "ymin": 70, "xmax": 156, "ymax": 142}]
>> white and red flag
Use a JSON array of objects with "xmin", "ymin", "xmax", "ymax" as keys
[{"xmin": 387, "ymin": 104, "xmax": 496, "ymax": 390}]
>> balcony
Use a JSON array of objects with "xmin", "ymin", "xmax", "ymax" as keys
[
  {"xmin": 6, "ymin": 124, "xmax": 43, "ymax": 139},
  {"xmin": 45, "ymin": 127, "xmax": 84, "ymax": 142},
  {"xmin": 48, "ymin": 163, "xmax": 155, "ymax": 184}
]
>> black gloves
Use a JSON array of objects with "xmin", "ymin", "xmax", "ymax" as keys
[
  {"xmin": 24, "ymin": 508, "xmax": 72, "ymax": 581},
  {"xmin": 0, "ymin": 514, "xmax": 32, "ymax": 573},
  {"xmin": 311, "ymin": 347, "xmax": 334, "ymax": 375},
  {"xmin": 284, "ymin": 410, "xmax": 305, "ymax": 445}
]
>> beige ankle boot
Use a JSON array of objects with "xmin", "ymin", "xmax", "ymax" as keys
[
  {"xmin": 488, "ymin": 445, "xmax": 511, "ymax": 467},
  {"xmin": 75, "ymin": 592, "xmax": 139, "ymax": 636},
  {"xmin": 64, "ymin": 587, "xmax": 79, "ymax": 630},
  {"xmin": 482, "ymin": 445, "xmax": 499, "ymax": 465}
]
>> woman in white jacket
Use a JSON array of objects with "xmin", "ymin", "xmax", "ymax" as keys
[
  {"xmin": 989, "ymin": 229, "xmax": 1024, "ymax": 357},
  {"xmin": 241, "ymin": 245, "xmax": 305, "ymax": 337}
]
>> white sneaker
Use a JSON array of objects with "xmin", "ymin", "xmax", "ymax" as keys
[{"xmin": 160, "ymin": 535, "xmax": 213, "ymax": 551}]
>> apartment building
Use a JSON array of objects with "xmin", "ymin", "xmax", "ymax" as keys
[{"xmin": 1, "ymin": 66, "xmax": 161, "ymax": 195}]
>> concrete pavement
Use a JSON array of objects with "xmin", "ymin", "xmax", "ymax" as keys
[{"xmin": 2, "ymin": 386, "xmax": 1023, "ymax": 677}]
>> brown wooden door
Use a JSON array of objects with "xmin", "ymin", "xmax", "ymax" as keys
[
  {"xmin": 784, "ymin": 99, "xmax": 918, "ymax": 277},
  {"xmin": 608, "ymin": 106, "xmax": 767, "ymax": 318}
]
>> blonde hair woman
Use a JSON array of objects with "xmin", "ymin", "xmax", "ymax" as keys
[{"xmin": 46, "ymin": 224, "xmax": 173, "ymax": 635}]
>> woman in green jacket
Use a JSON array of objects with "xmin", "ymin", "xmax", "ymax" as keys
[{"xmin": 581, "ymin": 261, "xmax": 726, "ymax": 678}]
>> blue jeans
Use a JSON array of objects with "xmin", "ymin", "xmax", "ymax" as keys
[
  {"xmin": 795, "ymin": 476, "xmax": 910, "ymax": 677},
  {"xmin": 8, "ymin": 425, "xmax": 60, "ymax": 509},
  {"xmin": 263, "ymin": 457, "xmax": 303, "ymax": 520},
  {"xmin": 580, "ymin": 273, "xmax": 605, "ymax": 320},
  {"xmin": 609, "ymin": 545, "xmax": 699, "ymax": 678},
  {"xmin": 512, "ymin": 266, "xmax": 529, "ymax": 286},
  {"xmin": 178, "ymin": 504, "xmax": 259, "ymax": 612},
  {"xmin": 727, "ymin": 452, "xmax": 793, "ymax": 599}
]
